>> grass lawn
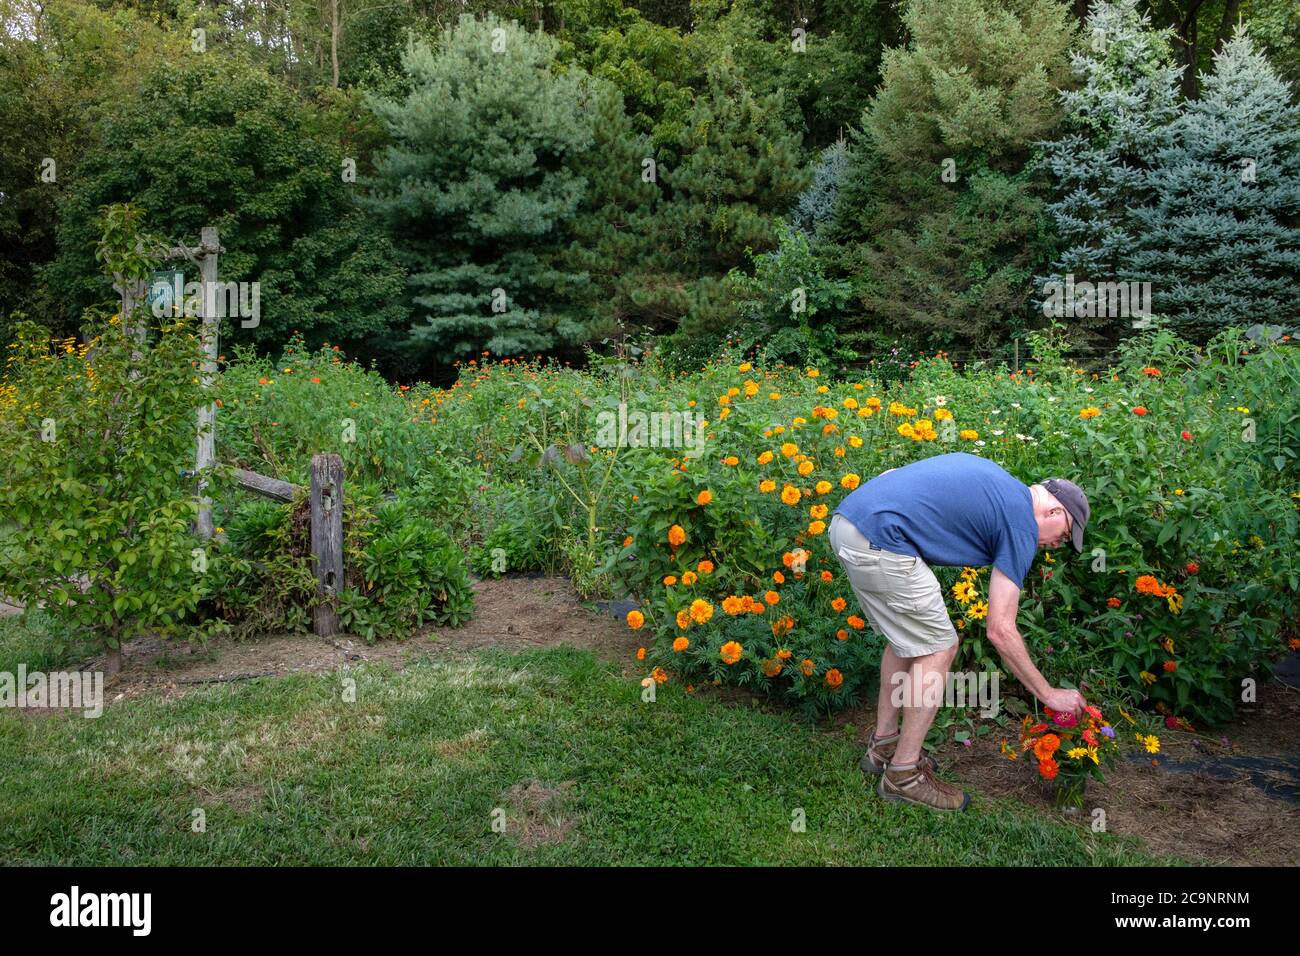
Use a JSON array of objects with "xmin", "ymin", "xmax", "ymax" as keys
[{"xmin": 0, "ymin": 615, "xmax": 1175, "ymax": 866}]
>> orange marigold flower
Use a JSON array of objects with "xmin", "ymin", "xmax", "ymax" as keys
[
  {"xmin": 758, "ymin": 450, "xmax": 774, "ymax": 465},
  {"xmin": 668, "ymin": 524, "xmax": 686, "ymax": 547},
  {"xmin": 651, "ymin": 667, "xmax": 668, "ymax": 684},
  {"xmin": 765, "ymin": 590, "xmax": 780, "ymax": 605},
  {"xmin": 773, "ymin": 571, "xmax": 785, "ymax": 584},
  {"xmin": 627, "ymin": 611, "xmax": 645, "ymax": 630},
  {"xmin": 698, "ymin": 560, "xmax": 714, "ymax": 574},
  {"xmin": 801, "ymin": 659, "xmax": 815, "ymax": 677},
  {"xmin": 696, "ymin": 489, "xmax": 713, "ymax": 506},
  {"xmin": 689, "ymin": 599, "xmax": 714, "ymax": 625},
  {"xmin": 722, "ymin": 595, "xmax": 745, "ymax": 616},
  {"xmin": 762, "ymin": 659, "xmax": 783, "ymax": 677},
  {"xmin": 815, "ymin": 481, "xmax": 832, "ymax": 496},
  {"xmin": 681, "ymin": 571, "xmax": 697, "ymax": 586},
  {"xmin": 777, "ymin": 648, "xmax": 793, "ymax": 660},
  {"xmin": 808, "ymin": 520, "xmax": 826, "ymax": 535},
  {"xmin": 676, "ymin": 610, "xmax": 690, "ymax": 630},
  {"xmin": 846, "ymin": 615, "xmax": 865, "ymax": 630},
  {"xmin": 831, "ymin": 597, "xmax": 847, "ymax": 612},
  {"xmin": 759, "ymin": 480, "xmax": 776, "ymax": 493},
  {"xmin": 825, "ymin": 668, "xmax": 844, "ymax": 689},
  {"xmin": 663, "ymin": 575, "xmax": 677, "ymax": 586},
  {"xmin": 836, "ymin": 629, "xmax": 848, "ymax": 641},
  {"xmin": 673, "ymin": 637, "xmax": 689, "ymax": 653},
  {"xmin": 841, "ymin": 473, "xmax": 861, "ymax": 490},
  {"xmin": 781, "ymin": 442, "xmax": 798, "ymax": 457},
  {"xmin": 780, "ymin": 484, "xmax": 801, "ymax": 506},
  {"xmin": 623, "ymin": 535, "xmax": 633, "ymax": 548},
  {"xmin": 820, "ymin": 569, "xmax": 833, "ymax": 582},
  {"xmin": 720, "ymin": 641, "xmax": 743, "ymax": 665},
  {"xmin": 636, "ymin": 647, "xmax": 646, "ymax": 661}
]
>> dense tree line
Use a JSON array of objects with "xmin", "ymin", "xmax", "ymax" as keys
[{"xmin": 1, "ymin": 0, "xmax": 1297, "ymax": 378}]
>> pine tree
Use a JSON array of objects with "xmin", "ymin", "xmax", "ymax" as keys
[
  {"xmin": 1035, "ymin": 0, "xmax": 1184, "ymax": 345},
  {"xmin": 829, "ymin": 0, "xmax": 1075, "ymax": 351},
  {"xmin": 652, "ymin": 55, "xmax": 810, "ymax": 343},
  {"xmin": 1127, "ymin": 28, "xmax": 1300, "ymax": 336},
  {"xmin": 363, "ymin": 14, "xmax": 596, "ymax": 364},
  {"xmin": 558, "ymin": 79, "xmax": 667, "ymax": 341}
]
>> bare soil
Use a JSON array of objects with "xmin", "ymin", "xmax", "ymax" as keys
[{"xmin": 19, "ymin": 574, "xmax": 1297, "ymax": 865}]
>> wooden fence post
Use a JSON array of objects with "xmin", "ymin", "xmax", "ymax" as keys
[
  {"xmin": 310, "ymin": 453, "xmax": 345, "ymax": 637},
  {"xmin": 194, "ymin": 226, "xmax": 220, "ymax": 540}
]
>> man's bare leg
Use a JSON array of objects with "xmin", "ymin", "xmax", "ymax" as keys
[
  {"xmin": 874, "ymin": 644, "xmax": 908, "ymax": 738},
  {"xmin": 893, "ymin": 642, "xmax": 959, "ymax": 765}
]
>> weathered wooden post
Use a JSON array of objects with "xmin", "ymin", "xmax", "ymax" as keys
[
  {"xmin": 310, "ymin": 453, "xmax": 345, "ymax": 637},
  {"xmin": 194, "ymin": 226, "xmax": 221, "ymax": 540}
]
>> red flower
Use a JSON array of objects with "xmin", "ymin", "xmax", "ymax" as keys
[
  {"xmin": 1185, "ymin": 562, "xmax": 1199, "ymax": 574},
  {"xmin": 1165, "ymin": 715, "xmax": 1179, "ymax": 729},
  {"xmin": 1181, "ymin": 430, "xmax": 1192, "ymax": 440},
  {"xmin": 1133, "ymin": 406, "xmax": 1148, "ymax": 415},
  {"xmin": 1038, "ymin": 758, "xmax": 1059, "ymax": 780},
  {"xmin": 1107, "ymin": 597, "xmax": 1121, "ymax": 608},
  {"xmin": 1163, "ymin": 660, "xmax": 1177, "ymax": 673}
]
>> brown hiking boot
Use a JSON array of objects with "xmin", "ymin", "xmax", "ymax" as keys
[
  {"xmin": 878, "ymin": 761, "xmax": 970, "ymax": 812},
  {"xmin": 860, "ymin": 731, "xmax": 938, "ymax": 776}
]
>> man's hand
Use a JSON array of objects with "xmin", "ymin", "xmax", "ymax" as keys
[{"xmin": 1042, "ymin": 687, "xmax": 1087, "ymax": 718}]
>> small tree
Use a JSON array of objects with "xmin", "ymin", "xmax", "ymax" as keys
[
  {"xmin": 0, "ymin": 208, "xmax": 207, "ymax": 671},
  {"xmin": 1127, "ymin": 28, "xmax": 1300, "ymax": 337}
]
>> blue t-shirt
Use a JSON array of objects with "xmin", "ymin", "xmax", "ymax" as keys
[{"xmin": 834, "ymin": 452, "xmax": 1039, "ymax": 589}]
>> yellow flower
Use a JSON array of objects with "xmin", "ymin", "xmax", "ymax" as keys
[
  {"xmin": 809, "ymin": 503, "xmax": 828, "ymax": 519},
  {"xmin": 689, "ymin": 599, "xmax": 714, "ymax": 625},
  {"xmin": 806, "ymin": 368, "xmax": 820, "ymax": 378},
  {"xmin": 1079, "ymin": 407, "xmax": 1101, "ymax": 419},
  {"xmin": 758, "ymin": 450, "xmax": 774, "ymax": 465},
  {"xmin": 738, "ymin": 362, "xmax": 752, "ymax": 373},
  {"xmin": 781, "ymin": 442, "xmax": 798, "ymax": 458},
  {"xmin": 807, "ymin": 520, "xmax": 825, "ymax": 535},
  {"xmin": 1066, "ymin": 747, "xmax": 1088, "ymax": 760},
  {"xmin": 960, "ymin": 567, "xmax": 978, "ymax": 582},
  {"xmin": 933, "ymin": 408, "xmax": 953, "ymax": 421},
  {"xmin": 841, "ymin": 473, "xmax": 861, "ymax": 490},
  {"xmin": 952, "ymin": 581, "xmax": 975, "ymax": 603},
  {"xmin": 797, "ymin": 460, "xmax": 814, "ymax": 476},
  {"xmin": 780, "ymin": 484, "xmax": 801, "ymax": 506},
  {"xmin": 897, "ymin": 422, "xmax": 915, "ymax": 439},
  {"xmin": 759, "ymin": 479, "xmax": 776, "ymax": 493},
  {"xmin": 1139, "ymin": 670, "xmax": 1157, "ymax": 685},
  {"xmin": 814, "ymin": 481, "xmax": 832, "ymax": 496},
  {"xmin": 959, "ymin": 429, "xmax": 979, "ymax": 440},
  {"xmin": 720, "ymin": 640, "xmax": 743, "ymax": 665},
  {"xmin": 966, "ymin": 600, "xmax": 988, "ymax": 620}
]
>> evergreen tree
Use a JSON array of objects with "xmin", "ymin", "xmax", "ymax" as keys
[
  {"xmin": 1035, "ymin": 0, "xmax": 1183, "ymax": 344},
  {"xmin": 1127, "ymin": 28, "xmax": 1300, "ymax": 335},
  {"xmin": 653, "ymin": 54, "xmax": 809, "ymax": 344},
  {"xmin": 792, "ymin": 139, "xmax": 850, "ymax": 240},
  {"xmin": 829, "ymin": 0, "xmax": 1075, "ymax": 352},
  {"xmin": 363, "ymin": 14, "xmax": 596, "ymax": 364},
  {"xmin": 558, "ymin": 79, "xmax": 667, "ymax": 341}
]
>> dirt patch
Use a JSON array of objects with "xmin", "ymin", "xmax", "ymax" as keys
[
  {"xmin": 37, "ymin": 575, "xmax": 644, "ymax": 706},
  {"xmin": 435, "ymin": 727, "xmax": 494, "ymax": 762},
  {"xmin": 421, "ymin": 576, "xmax": 644, "ymax": 674},
  {"xmin": 205, "ymin": 783, "xmax": 267, "ymax": 813},
  {"xmin": 501, "ymin": 778, "xmax": 577, "ymax": 848}
]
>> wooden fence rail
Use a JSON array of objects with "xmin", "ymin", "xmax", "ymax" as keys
[{"xmin": 226, "ymin": 453, "xmax": 344, "ymax": 637}]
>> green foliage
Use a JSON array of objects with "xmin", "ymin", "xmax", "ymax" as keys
[
  {"xmin": 1127, "ymin": 29, "xmax": 1300, "ymax": 338},
  {"xmin": 0, "ymin": 313, "xmax": 207, "ymax": 659},
  {"xmin": 342, "ymin": 501, "xmax": 475, "ymax": 642},
  {"xmin": 830, "ymin": 0, "xmax": 1075, "ymax": 351},
  {"xmin": 43, "ymin": 53, "xmax": 409, "ymax": 361},
  {"xmin": 364, "ymin": 13, "xmax": 598, "ymax": 364},
  {"xmin": 723, "ymin": 223, "xmax": 854, "ymax": 368}
]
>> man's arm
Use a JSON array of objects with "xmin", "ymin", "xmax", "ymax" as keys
[{"xmin": 985, "ymin": 567, "xmax": 1085, "ymax": 716}]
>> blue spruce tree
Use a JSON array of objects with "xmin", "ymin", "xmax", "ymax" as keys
[{"xmin": 1128, "ymin": 28, "xmax": 1300, "ymax": 336}]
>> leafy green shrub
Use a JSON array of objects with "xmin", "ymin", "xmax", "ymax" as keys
[
  {"xmin": 342, "ymin": 501, "xmax": 474, "ymax": 642},
  {"xmin": 0, "ymin": 315, "xmax": 206, "ymax": 669}
]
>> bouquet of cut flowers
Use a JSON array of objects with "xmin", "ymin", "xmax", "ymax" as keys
[{"xmin": 1009, "ymin": 703, "xmax": 1121, "ymax": 809}]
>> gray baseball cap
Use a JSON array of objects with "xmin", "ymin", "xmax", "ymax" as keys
[{"xmin": 1043, "ymin": 478, "xmax": 1089, "ymax": 553}]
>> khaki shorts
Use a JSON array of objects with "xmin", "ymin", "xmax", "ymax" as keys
[{"xmin": 829, "ymin": 514, "xmax": 958, "ymax": 659}]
